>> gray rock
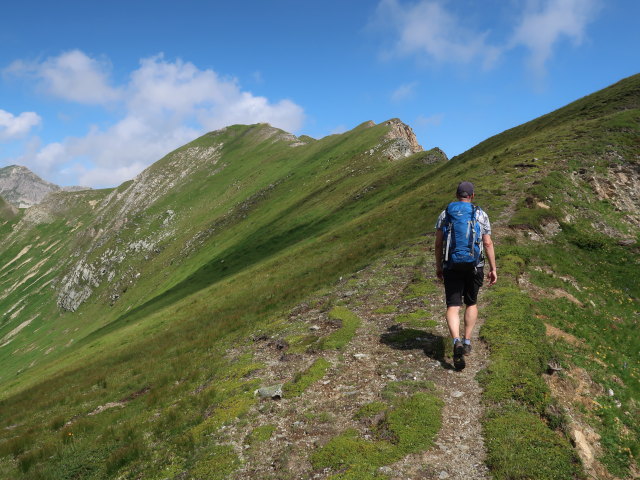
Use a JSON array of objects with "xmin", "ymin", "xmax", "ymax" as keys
[{"xmin": 255, "ymin": 384, "xmax": 283, "ymax": 399}]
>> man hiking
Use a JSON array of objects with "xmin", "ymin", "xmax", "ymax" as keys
[{"xmin": 434, "ymin": 181, "xmax": 497, "ymax": 370}]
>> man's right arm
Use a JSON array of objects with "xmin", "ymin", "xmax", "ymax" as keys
[{"xmin": 435, "ymin": 229, "xmax": 444, "ymax": 281}]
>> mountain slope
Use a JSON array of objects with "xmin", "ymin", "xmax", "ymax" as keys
[{"xmin": 0, "ymin": 75, "xmax": 638, "ymax": 479}]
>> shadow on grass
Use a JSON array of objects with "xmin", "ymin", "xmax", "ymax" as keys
[{"xmin": 380, "ymin": 325, "xmax": 452, "ymax": 369}]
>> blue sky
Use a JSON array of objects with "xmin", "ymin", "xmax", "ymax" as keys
[{"xmin": 0, "ymin": 0, "xmax": 638, "ymax": 188}]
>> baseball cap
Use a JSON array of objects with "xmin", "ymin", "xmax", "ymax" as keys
[{"xmin": 456, "ymin": 181, "xmax": 474, "ymax": 198}]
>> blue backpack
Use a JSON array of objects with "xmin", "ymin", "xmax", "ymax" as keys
[{"xmin": 442, "ymin": 201, "xmax": 483, "ymax": 270}]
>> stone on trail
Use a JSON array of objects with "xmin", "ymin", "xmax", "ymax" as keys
[{"xmin": 255, "ymin": 384, "xmax": 283, "ymax": 399}]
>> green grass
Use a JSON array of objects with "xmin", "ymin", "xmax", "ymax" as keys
[
  {"xmin": 484, "ymin": 406, "xmax": 582, "ymax": 480},
  {"xmin": 189, "ymin": 444, "xmax": 241, "ymax": 480},
  {"xmin": 478, "ymin": 252, "xmax": 582, "ymax": 479},
  {"xmin": 373, "ymin": 305, "xmax": 396, "ymax": 314},
  {"xmin": 311, "ymin": 382, "xmax": 442, "ymax": 479},
  {"xmin": 402, "ymin": 276, "xmax": 438, "ymax": 299},
  {"xmin": 0, "ymin": 74, "xmax": 638, "ymax": 478},
  {"xmin": 523, "ymin": 234, "xmax": 640, "ymax": 476},
  {"xmin": 395, "ymin": 309, "xmax": 437, "ymax": 329}
]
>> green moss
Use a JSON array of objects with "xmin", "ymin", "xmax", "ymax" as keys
[
  {"xmin": 354, "ymin": 401, "xmax": 388, "ymax": 420},
  {"xmin": 246, "ymin": 424, "xmax": 276, "ymax": 444},
  {"xmin": 311, "ymin": 428, "xmax": 395, "ymax": 475},
  {"xmin": 386, "ymin": 392, "xmax": 443, "ymax": 450},
  {"xmin": 319, "ymin": 307, "xmax": 361, "ymax": 351},
  {"xmin": 283, "ymin": 357, "xmax": 331, "ymax": 398}
]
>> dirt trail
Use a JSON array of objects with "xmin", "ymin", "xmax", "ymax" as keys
[{"xmin": 228, "ymin": 240, "xmax": 491, "ymax": 479}]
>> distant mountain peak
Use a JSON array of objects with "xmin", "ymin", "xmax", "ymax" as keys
[{"xmin": 0, "ymin": 165, "xmax": 90, "ymax": 208}]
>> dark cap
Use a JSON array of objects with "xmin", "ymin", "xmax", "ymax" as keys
[{"xmin": 456, "ymin": 181, "xmax": 474, "ymax": 198}]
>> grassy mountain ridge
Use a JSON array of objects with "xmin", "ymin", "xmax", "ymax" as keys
[{"xmin": 0, "ymin": 75, "xmax": 638, "ymax": 479}]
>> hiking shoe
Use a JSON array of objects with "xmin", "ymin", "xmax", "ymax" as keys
[
  {"xmin": 453, "ymin": 340, "xmax": 466, "ymax": 370},
  {"xmin": 463, "ymin": 343, "xmax": 472, "ymax": 355}
]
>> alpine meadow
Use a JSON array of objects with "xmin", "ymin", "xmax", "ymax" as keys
[{"xmin": 0, "ymin": 74, "xmax": 638, "ymax": 479}]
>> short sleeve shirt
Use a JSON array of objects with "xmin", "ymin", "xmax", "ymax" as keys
[{"xmin": 434, "ymin": 205, "xmax": 491, "ymax": 236}]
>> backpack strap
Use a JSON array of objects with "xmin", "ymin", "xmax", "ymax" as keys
[
  {"xmin": 443, "ymin": 203, "xmax": 454, "ymax": 263},
  {"xmin": 470, "ymin": 204, "xmax": 477, "ymax": 253},
  {"xmin": 471, "ymin": 204, "xmax": 485, "ymax": 265}
]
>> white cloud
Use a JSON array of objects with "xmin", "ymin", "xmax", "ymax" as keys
[
  {"xmin": 510, "ymin": 0, "xmax": 600, "ymax": 77},
  {"xmin": 0, "ymin": 109, "xmax": 41, "ymax": 141},
  {"xmin": 375, "ymin": 0, "xmax": 501, "ymax": 69},
  {"xmin": 391, "ymin": 81, "xmax": 418, "ymax": 102},
  {"xmin": 373, "ymin": 0, "xmax": 600, "ymax": 76},
  {"xmin": 7, "ymin": 52, "xmax": 305, "ymax": 188},
  {"xmin": 6, "ymin": 50, "xmax": 121, "ymax": 105}
]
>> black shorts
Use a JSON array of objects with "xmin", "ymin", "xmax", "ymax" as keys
[{"xmin": 443, "ymin": 267, "xmax": 484, "ymax": 307}]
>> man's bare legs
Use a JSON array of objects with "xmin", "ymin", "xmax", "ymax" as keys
[
  {"xmin": 446, "ymin": 306, "xmax": 462, "ymax": 339},
  {"xmin": 463, "ymin": 304, "xmax": 477, "ymax": 340},
  {"xmin": 446, "ymin": 304, "xmax": 478, "ymax": 341}
]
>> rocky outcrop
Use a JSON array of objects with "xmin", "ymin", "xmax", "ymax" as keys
[
  {"xmin": 421, "ymin": 147, "xmax": 449, "ymax": 164},
  {"xmin": 382, "ymin": 119, "xmax": 423, "ymax": 160},
  {"xmin": 583, "ymin": 162, "xmax": 640, "ymax": 227}
]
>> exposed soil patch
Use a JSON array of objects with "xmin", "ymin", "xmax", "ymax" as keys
[
  {"xmin": 544, "ymin": 323, "xmax": 585, "ymax": 347},
  {"xmin": 546, "ymin": 367, "xmax": 616, "ymax": 479}
]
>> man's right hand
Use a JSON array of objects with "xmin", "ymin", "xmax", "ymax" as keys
[{"xmin": 487, "ymin": 269, "xmax": 497, "ymax": 286}]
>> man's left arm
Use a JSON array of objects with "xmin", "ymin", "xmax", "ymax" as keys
[
  {"xmin": 478, "ymin": 209, "xmax": 497, "ymax": 286},
  {"xmin": 483, "ymin": 233, "xmax": 497, "ymax": 286}
]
